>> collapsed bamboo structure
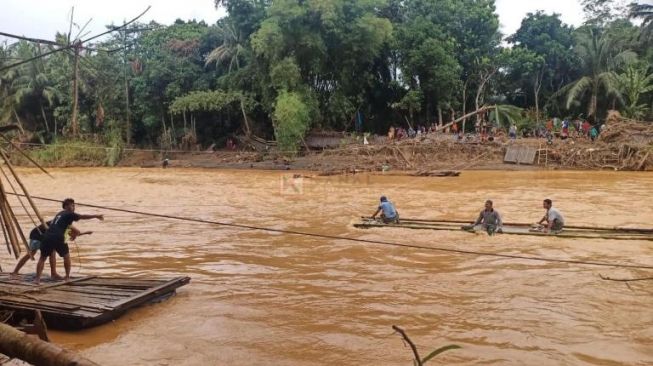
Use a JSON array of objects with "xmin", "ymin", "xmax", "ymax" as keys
[{"xmin": 0, "ymin": 127, "xmax": 49, "ymax": 260}]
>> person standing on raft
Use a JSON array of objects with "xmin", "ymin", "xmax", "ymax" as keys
[{"xmin": 34, "ymin": 198, "xmax": 103, "ymax": 285}]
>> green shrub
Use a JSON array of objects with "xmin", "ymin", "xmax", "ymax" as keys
[{"xmin": 273, "ymin": 91, "xmax": 311, "ymax": 156}]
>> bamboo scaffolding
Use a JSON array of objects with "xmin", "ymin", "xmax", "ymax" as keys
[
  {"xmin": 0, "ymin": 149, "xmax": 48, "ymax": 227},
  {"xmin": 0, "ymin": 179, "xmax": 21, "ymax": 258}
]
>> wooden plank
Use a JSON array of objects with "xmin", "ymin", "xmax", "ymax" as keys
[
  {"xmin": 111, "ymin": 277, "xmax": 190, "ymax": 311},
  {"xmin": 22, "ymin": 276, "xmax": 96, "ymax": 294}
]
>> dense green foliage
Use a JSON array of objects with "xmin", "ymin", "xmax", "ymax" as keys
[{"xmin": 1, "ymin": 0, "xmax": 652, "ymax": 154}]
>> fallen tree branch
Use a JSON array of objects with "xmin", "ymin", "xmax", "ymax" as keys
[{"xmin": 392, "ymin": 325, "xmax": 422, "ymax": 366}]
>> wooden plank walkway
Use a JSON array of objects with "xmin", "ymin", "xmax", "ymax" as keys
[
  {"xmin": 0, "ymin": 274, "xmax": 190, "ymax": 330},
  {"xmin": 504, "ymin": 146, "xmax": 537, "ymax": 165}
]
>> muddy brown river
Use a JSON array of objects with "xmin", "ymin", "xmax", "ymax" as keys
[{"xmin": 2, "ymin": 168, "xmax": 652, "ymax": 365}]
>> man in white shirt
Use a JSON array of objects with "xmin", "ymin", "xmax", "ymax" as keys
[{"xmin": 538, "ymin": 199, "xmax": 565, "ymax": 233}]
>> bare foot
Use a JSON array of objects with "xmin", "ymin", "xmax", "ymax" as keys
[
  {"xmin": 34, "ymin": 278, "xmax": 41, "ymax": 285},
  {"xmin": 51, "ymin": 274, "xmax": 64, "ymax": 281},
  {"xmin": 9, "ymin": 272, "xmax": 19, "ymax": 279},
  {"xmin": 64, "ymin": 276, "xmax": 70, "ymax": 282}
]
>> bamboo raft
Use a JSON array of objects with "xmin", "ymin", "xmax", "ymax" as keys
[
  {"xmin": 354, "ymin": 217, "xmax": 653, "ymax": 241},
  {"xmin": 0, "ymin": 274, "xmax": 190, "ymax": 330}
]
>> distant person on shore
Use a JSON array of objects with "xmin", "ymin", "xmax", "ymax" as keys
[
  {"xmin": 582, "ymin": 120, "xmax": 591, "ymax": 138},
  {"xmin": 536, "ymin": 199, "xmax": 564, "ymax": 233},
  {"xmin": 590, "ymin": 125, "xmax": 599, "ymax": 141},
  {"xmin": 463, "ymin": 200, "xmax": 503, "ymax": 235},
  {"xmin": 561, "ymin": 119, "xmax": 569, "ymax": 140},
  {"xmin": 34, "ymin": 198, "xmax": 103, "ymax": 285},
  {"xmin": 11, "ymin": 222, "xmax": 91, "ymax": 279},
  {"xmin": 371, "ymin": 196, "xmax": 399, "ymax": 224},
  {"xmin": 509, "ymin": 124, "xmax": 517, "ymax": 140}
]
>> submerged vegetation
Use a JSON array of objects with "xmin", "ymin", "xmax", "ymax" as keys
[{"xmin": 0, "ymin": 0, "xmax": 652, "ymax": 156}]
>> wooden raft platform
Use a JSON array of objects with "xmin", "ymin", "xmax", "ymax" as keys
[
  {"xmin": 0, "ymin": 274, "xmax": 190, "ymax": 330},
  {"xmin": 354, "ymin": 218, "xmax": 653, "ymax": 241}
]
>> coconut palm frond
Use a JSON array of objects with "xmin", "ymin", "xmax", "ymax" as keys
[{"xmin": 565, "ymin": 77, "xmax": 592, "ymax": 109}]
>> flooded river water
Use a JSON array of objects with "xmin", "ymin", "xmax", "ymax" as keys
[{"xmin": 3, "ymin": 168, "xmax": 652, "ymax": 365}]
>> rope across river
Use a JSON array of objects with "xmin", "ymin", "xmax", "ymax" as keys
[{"xmin": 7, "ymin": 193, "xmax": 653, "ymax": 271}]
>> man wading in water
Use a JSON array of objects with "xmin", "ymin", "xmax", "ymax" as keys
[{"xmin": 34, "ymin": 198, "xmax": 104, "ymax": 285}]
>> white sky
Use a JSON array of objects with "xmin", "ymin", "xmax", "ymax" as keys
[{"xmin": 0, "ymin": 0, "xmax": 585, "ymax": 44}]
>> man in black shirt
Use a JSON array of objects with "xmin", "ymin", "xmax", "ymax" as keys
[
  {"xmin": 34, "ymin": 198, "xmax": 103, "ymax": 285},
  {"xmin": 11, "ymin": 221, "xmax": 92, "ymax": 279}
]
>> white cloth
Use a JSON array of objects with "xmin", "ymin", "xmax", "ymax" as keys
[{"xmin": 547, "ymin": 207, "xmax": 564, "ymax": 224}]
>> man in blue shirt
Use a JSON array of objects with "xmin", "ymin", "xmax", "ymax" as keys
[
  {"xmin": 34, "ymin": 198, "xmax": 104, "ymax": 285},
  {"xmin": 371, "ymin": 196, "xmax": 399, "ymax": 224}
]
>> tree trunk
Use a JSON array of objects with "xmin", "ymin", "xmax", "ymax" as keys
[
  {"xmin": 240, "ymin": 97, "xmax": 251, "ymax": 136},
  {"xmin": 0, "ymin": 322, "xmax": 99, "ymax": 366},
  {"xmin": 534, "ymin": 84, "xmax": 540, "ymax": 123},
  {"xmin": 12, "ymin": 109, "xmax": 24, "ymax": 132},
  {"xmin": 589, "ymin": 84, "xmax": 598, "ymax": 117},
  {"xmin": 534, "ymin": 68, "xmax": 544, "ymax": 123},
  {"xmin": 462, "ymin": 80, "xmax": 468, "ymax": 135},
  {"xmin": 438, "ymin": 106, "xmax": 443, "ymax": 125},
  {"xmin": 70, "ymin": 44, "xmax": 80, "ymax": 136},
  {"xmin": 123, "ymin": 23, "xmax": 131, "ymax": 145},
  {"xmin": 40, "ymin": 102, "xmax": 50, "ymax": 133}
]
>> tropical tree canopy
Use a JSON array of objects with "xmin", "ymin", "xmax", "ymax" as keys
[{"xmin": 0, "ymin": 0, "xmax": 651, "ymax": 153}]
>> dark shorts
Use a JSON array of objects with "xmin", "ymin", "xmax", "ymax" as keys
[
  {"xmin": 551, "ymin": 220, "xmax": 564, "ymax": 232},
  {"xmin": 382, "ymin": 213, "xmax": 399, "ymax": 224},
  {"xmin": 40, "ymin": 235, "xmax": 69, "ymax": 257}
]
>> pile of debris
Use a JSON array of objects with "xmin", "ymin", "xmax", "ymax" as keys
[
  {"xmin": 314, "ymin": 139, "xmax": 504, "ymax": 172},
  {"xmin": 545, "ymin": 114, "xmax": 653, "ymax": 171}
]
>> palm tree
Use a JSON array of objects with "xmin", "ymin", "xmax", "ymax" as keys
[
  {"xmin": 205, "ymin": 20, "xmax": 253, "ymax": 135},
  {"xmin": 630, "ymin": 2, "xmax": 653, "ymax": 37},
  {"xmin": 616, "ymin": 64, "xmax": 653, "ymax": 119},
  {"xmin": 562, "ymin": 27, "xmax": 633, "ymax": 117},
  {"xmin": 10, "ymin": 42, "xmax": 61, "ymax": 133},
  {"xmin": 205, "ymin": 21, "xmax": 248, "ymax": 72}
]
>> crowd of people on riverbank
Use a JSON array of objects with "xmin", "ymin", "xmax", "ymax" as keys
[{"xmin": 385, "ymin": 116, "xmax": 605, "ymax": 144}]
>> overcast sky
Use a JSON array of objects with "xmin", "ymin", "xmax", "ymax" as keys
[{"xmin": 0, "ymin": 0, "xmax": 586, "ymax": 44}]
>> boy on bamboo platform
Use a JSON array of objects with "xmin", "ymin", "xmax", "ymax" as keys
[
  {"xmin": 463, "ymin": 200, "xmax": 503, "ymax": 235},
  {"xmin": 34, "ymin": 198, "xmax": 103, "ymax": 285},
  {"xmin": 11, "ymin": 222, "xmax": 92, "ymax": 280},
  {"xmin": 536, "ymin": 199, "xmax": 565, "ymax": 233},
  {"xmin": 371, "ymin": 196, "xmax": 399, "ymax": 224}
]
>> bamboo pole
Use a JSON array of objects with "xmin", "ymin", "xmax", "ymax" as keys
[
  {"xmin": 0, "ymin": 134, "xmax": 53, "ymax": 178},
  {"xmin": 0, "ymin": 181, "xmax": 21, "ymax": 258},
  {"xmin": 6, "ymin": 199, "xmax": 28, "ymax": 254},
  {"xmin": 0, "ymin": 164, "xmax": 38, "ymax": 228},
  {"xmin": 0, "ymin": 165, "xmax": 36, "ymax": 255},
  {"xmin": 360, "ymin": 216, "xmax": 653, "ymax": 234},
  {"xmin": 0, "ymin": 149, "xmax": 48, "ymax": 228},
  {"xmin": 0, "ymin": 210, "xmax": 11, "ymax": 255},
  {"xmin": 0, "ymin": 322, "xmax": 99, "ymax": 366},
  {"xmin": 354, "ymin": 222, "xmax": 653, "ymax": 241}
]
